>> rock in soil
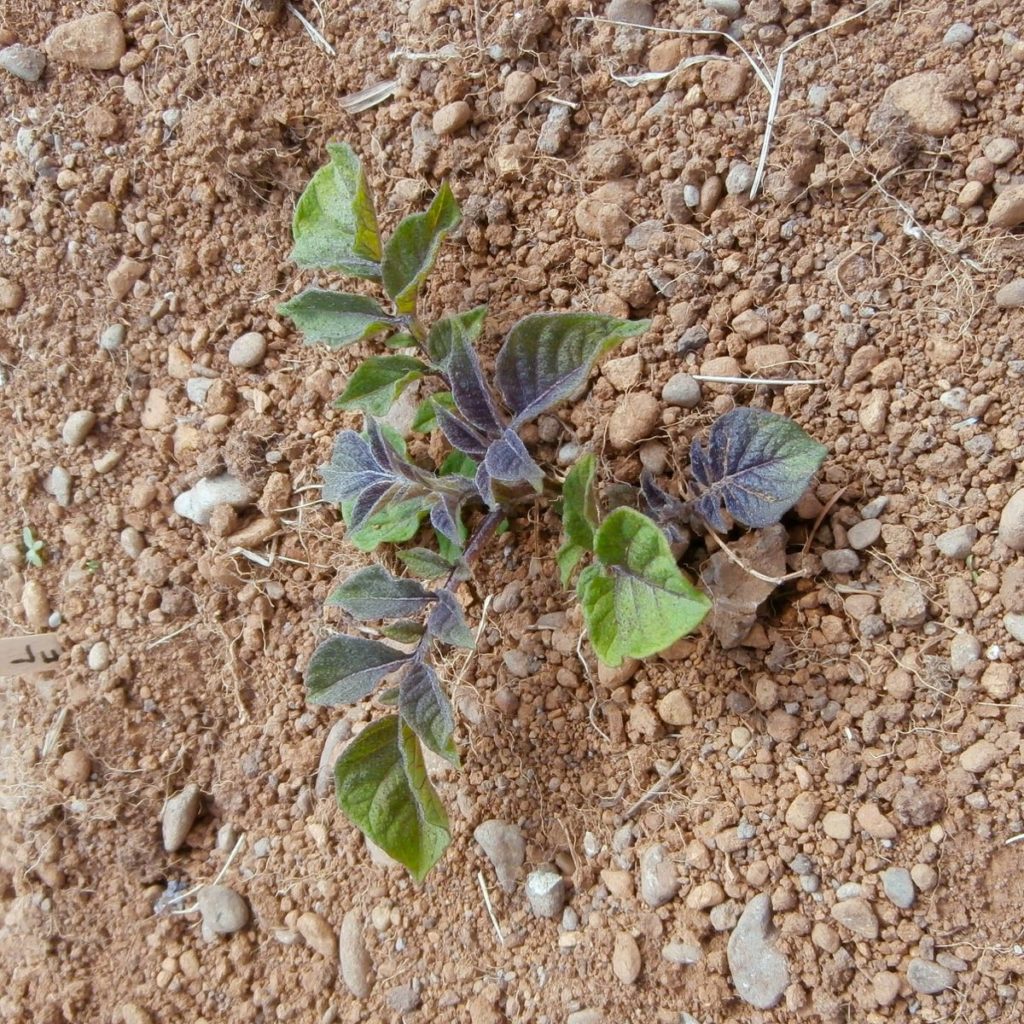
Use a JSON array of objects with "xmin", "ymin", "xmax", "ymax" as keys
[
  {"xmin": 474, "ymin": 820, "xmax": 525, "ymax": 892},
  {"xmin": 907, "ymin": 957, "xmax": 956, "ymax": 994},
  {"xmin": 297, "ymin": 911, "xmax": 336, "ymax": 959},
  {"xmin": 162, "ymin": 783, "xmax": 201, "ymax": 853},
  {"xmin": 46, "ymin": 13, "xmax": 126, "ymax": 70},
  {"xmin": 611, "ymin": 931, "xmax": 642, "ymax": 984},
  {"xmin": 339, "ymin": 910, "xmax": 373, "ymax": 998},
  {"xmin": 727, "ymin": 893, "xmax": 789, "ymax": 1009},
  {"xmin": 525, "ymin": 869, "xmax": 566, "ymax": 918},
  {"xmin": 638, "ymin": 844, "xmax": 679, "ymax": 908},
  {"xmin": 0, "ymin": 44, "xmax": 47, "ymax": 82},
  {"xmin": 196, "ymin": 885, "xmax": 249, "ymax": 935}
]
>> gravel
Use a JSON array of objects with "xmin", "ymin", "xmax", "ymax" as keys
[
  {"xmin": 339, "ymin": 911, "xmax": 373, "ymax": 998},
  {"xmin": 196, "ymin": 885, "xmax": 249, "ymax": 935},
  {"xmin": 228, "ymin": 331, "xmax": 267, "ymax": 368},
  {"xmin": 661, "ymin": 372, "xmax": 702, "ymax": 409},
  {"xmin": 525, "ymin": 869, "xmax": 566, "ymax": 918},
  {"xmin": 639, "ymin": 844, "xmax": 679, "ymax": 907},
  {"xmin": 474, "ymin": 820, "xmax": 525, "ymax": 892},
  {"xmin": 162, "ymin": 783, "xmax": 201, "ymax": 852},
  {"xmin": 62, "ymin": 410, "xmax": 97, "ymax": 447},
  {"xmin": 936, "ymin": 524, "xmax": 977, "ymax": 559},
  {"xmin": 881, "ymin": 867, "xmax": 916, "ymax": 909},
  {"xmin": 0, "ymin": 44, "xmax": 47, "ymax": 82},
  {"xmin": 907, "ymin": 957, "xmax": 956, "ymax": 994}
]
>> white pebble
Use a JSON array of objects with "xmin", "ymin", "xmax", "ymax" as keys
[
  {"xmin": 62, "ymin": 410, "xmax": 97, "ymax": 447},
  {"xmin": 99, "ymin": 324, "xmax": 125, "ymax": 351},
  {"xmin": 87, "ymin": 641, "xmax": 111, "ymax": 671},
  {"xmin": 228, "ymin": 331, "xmax": 267, "ymax": 369}
]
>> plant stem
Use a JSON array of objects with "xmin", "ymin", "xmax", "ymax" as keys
[{"xmin": 460, "ymin": 507, "xmax": 507, "ymax": 573}]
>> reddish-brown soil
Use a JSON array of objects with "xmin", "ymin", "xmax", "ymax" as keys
[{"xmin": 2, "ymin": 2, "xmax": 1024, "ymax": 1023}]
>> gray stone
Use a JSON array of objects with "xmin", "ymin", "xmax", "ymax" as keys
[
  {"xmin": 537, "ymin": 104, "xmax": 572, "ymax": 156},
  {"xmin": 822, "ymin": 549, "xmax": 860, "ymax": 574},
  {"xmin": 830, "ymin": 897, "xmax": 878, "ymax": 939},
  {"xmin": 196, "ymin": 884, "xmax": 249, "ymax": 934},
  {"xmin": 162, "ymin": 783, "xmax": 201, "ymax": 852},
  {"xmin": 46, "ymin": 12, "xmax": 126, "ymax": 70},
  {"xmin": 727, "ymin": 894, "xmax": 789, "ymax": 1009},
  {"xmin": 186, "ymin": 377, "xmax": 214, "ymax": 406},
  {"xmin": 386, "ymin": 984, "xmax": 421, "ymax": 1013},
  {"xmin": 173, "ymin": 474, "xmax": 252, "ymax": 526},
  {"xmin": 228, "ymin": 331, "xmax": 267, "ymax": 368},
  {"xmin": 639, "ymin": 844, "xmax": 679, "ymax": 907},
  {"xmin": 847, "ymin": 518, "xmax": 882, "ymax": 550},
  {"xmin": 46, "ymin": 466, "xmax": 72, "ymax": 507},
  {"xmin": 936, "ymin": 524, "xmax": 977, "ymax": 559},
  {"xmin": 99, "ymin": 324, "xmax": 125, "ymax": 351},
  {"xmin": 943, "ymin": 22, "xmax": 975, "ymax": 46},
  {"xmin": 881, "ymin": 867, "xmax": 915, "ymax": 909},
  {"xmin": 474, "ymin": 820, "xmax": 525, "ymax": 892},
  {"xmin": 996, "ymin": 279, "xmax": 1024, "ymax": 308},
  {"xmin": 907, "ymin": 957, "xmax": 956, "ymax": 994},
  {"xmin": 984, "ymin": 138, "xmax": 1019, "ymax": 166},
  {"xmin": 315, "ymin": 719, "xmax": 353, "ymax": 798},
  {"xmin": 526, "ymin": 869, "xmax": 566, "ymax": 918},
  {"xmin": 1005, "ymin": 613, "xmax": 1024, "ymax": 643},
  {"xmin": 661, "ymin": 372, "xmax": 702, "ymax": 409},
  {"xmin": 725, "ymin": 162, "xmax": 755, "ymax": 196},
  {"xmin": 606, "ymin": 0, "xmax": 654, "ymax": 27},
  {"xmin": 950, "ymin": 633, "xmax": 981, "ymax": 672},
  {"xmin": 339, "ymin": 910, "xmax": 373, "ymax": 998},
  {"xmin": 0, "ymin": 44, "xmax": 47, "ymax": 82}
]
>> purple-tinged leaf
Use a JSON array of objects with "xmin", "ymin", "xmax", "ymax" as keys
[
  {"xmin": 495, "ymin": 313, "xmax": 650, "ymax": 426},
  {"xmin": 429, "ymin": 495, "xmax": 465, "ymax": 548},
  {"xmin": 411, "ymin": 391, "xmax": 456, "ymax": 434},
  {"xmin": 475, "ymin": 461, "xmax": 495, "ymax": 509},
  {"xmin": 347, "ymin": 480, "xmax": 394, "ymax": 532},
  {"xmin": 426, "ymin": 308, "xmax": 504, "ymax": 436},
  {"xmin": 399, "ymin": 658, "xmax": 459, "ymax": 765},
  {"xmin": 689, "ymin": 408, "xmax": 827, "ymax": 531},
  {"xmin": 278, "ymin": 290, "xmax": 396, "ymax": 349},
  {"xmin": 290, "ymin": 142, "xmax": 382, "ymax": 279},
  {"xmin": 484, "ymin": 429, "xmax": 545, "ymax": 491},
  {"xmin": 434, "ymin": 405, "xmax": 489, "ymax": 458},
  {"xmin": 639, "ymin": 470, "xmax": 689, "ymax": 543},
  {"xmin": 326, "ymin": 565, "xmax": 434, "ymax": 620},
  {"xmin": 306, "ymin": 634, "xmax": 411, "ymax": 705},
  {"xmin": 426, "ymin": 589, "xmax": 475, "ymax": 650},
  {"xmin": 334, "ymin": 715, "xmax": 450, "ymax": 882},
  {"xmin": 320, "ymin": 430, "xmax": 391, "ymax": 504},
  {"xmin": 382, "ymin": 180, "xmax": 461, "ymax": 314}
]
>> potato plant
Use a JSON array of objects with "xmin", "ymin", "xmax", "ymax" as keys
[{"xmin": 282, "ymin": 143, "xmax": 827, "ymax": 880}]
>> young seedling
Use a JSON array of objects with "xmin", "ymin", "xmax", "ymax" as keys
[
  {"xmin": 22, "ymin": 526, "xmax": 46, "ymax": 568},
  {"xmin": 282, "ymin": 143, "xmax": 827, "ymax": 880}
]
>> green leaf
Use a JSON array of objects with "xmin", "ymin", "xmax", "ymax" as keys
[
  {"xmin": 495, "ymin": 313, "xmax": 650, "ymax": 426},
  {"xmin": 334, "ymin": 715, "xmax": 451, "ymax": 881},
  {"xmin": 382, "ymin": 180, "xmax": 461, "ymax": 314},
  {"xmin": 326, "ymin": 565, "xmax": 434, "ymax": 620},
  {"xmin": 278, "ymin": 290, "xmax": 395, "ymax": 349},
  {"xmin": 343, "ymin": 496, "xmax": 429, "ymax": 551},
  {"xmin": 380, "ymin": 620, "xmax": 427, "ymax": 643},
  {"xmin": 306, "ymin": 634, "xmax": 411, "ymax": 705},
  {"xmin": 438, "ymin": 450, "xmax": 478, "ymax": 479},
  {"xmin": 290, "ymin": 142, "xmax": 382, "ymax": 278},
  {"xmin": 399, "ymin": 659, "xmax": 459, "ymax": 765},
  {"xmin": 560, "ymin": 452, "xmax": 599, "ymax": 552},
  {"xmin": 411, "ymin": 391, "xmax": 456, "ymax": 434},
  {"xmin": 556, "ymin": 539, "xmax": 586, "ymax": 586},
  {"xmin": 334, "ymin": 355, "xmax": 428, "ymax": 416},
  {"xmin": 398, "ymin": 547, "xmax": 456, "ymax": 580},
  {"xmin": 578, "ymin": 508, "xmax": 710, "ymax": 667}
]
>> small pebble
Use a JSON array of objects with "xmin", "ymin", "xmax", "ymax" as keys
[
  {"xmin": 612, "ymin": 931, "xmax": 642, "ymax": 984},
  {"xmin": 639, "ymin": 844, "xmax": 679, "ymax": 907},
  {"xmin": 162, "ymin": 783, "xmax": 201, "ymax": 852},
  {"xmin": 996, "ymin": 280, "xmax": 1024, "ymax": 308},
  {"xmin": 725, "ymin": 163, "xmax": 755, "ymax": 196},
  {"xmin": 340, "ymin": 910, "xmax": 374, "ymax": 998},
  {"xmin": 525, "ymin": 869, "xmax": 566, "ymax": 918},
  {"xmin": 62, "ymin": 410, "xmax": 97, "ymax": 447},
  {"xmin": 228, "ymin": 331, "xmax": 267, "ymax": 369},
  {"xmin": 99, "ymin": 324, "xmax": 125, "ymax": 351},
  {"xmin": 474, "ymin": 820, "xmax": 525, "ymax": 892},
  {"xmin": 907, "ymin": 958, "xmax": 956, "ymax": 994},
  {"xmin": 22, "ymin": 580, "xmax": 51, "ymax": 629},
  {"xmin": 608, "ymin": 392, "xmax": 660, "ymax": 451},
  {"xmin": 196, "ymin": 885, "xmax": 249, "ymax": 935},
  {"xmin": 661, "ymin": 372, "xmax": 702, "ymax": 409},
  {"xmin": 830, "ymin": 898, "xmax": 878, "ymax": 940},
  {"xmin": 87, "ymin": 641, "xmax": 111, "ymax": 671},
  {"xmin": 56, "ymin": 749, "xmax": 92, "ymax": 784},
  {"xmin": 297, "ymin": 911, "xmax": 337, "ymax": 959},
  {"xmin": 503, "ymin": 70, "xmax": 536, "ymax": 105},
  {"xmin": 0, "ymin": 44, "xmax": 47, "ymax": 82},
  {"xmin": 881, "ymin": 867, "xmax": 916, "ymax": 909},
  {"xmin": 432, "ymin": 100, "xmax": 472, "ymax": 137},
  {"xmin": 847, "ymin": 519, "xmax": 881, "ymax": 550},
  {"xmin": 935, "ymin": 524, "xmax": 976, "ymax": 559},
  {"xmin": 822, "ymin": 549, "xmax": 860, "ymax": 574},
  {"xmin": 943, "ymin": 22, "xmax": 975, "ymax": 46},
  {"xmin": 46, "ymin": 12, "xmax": 126, "ymax": 70}
]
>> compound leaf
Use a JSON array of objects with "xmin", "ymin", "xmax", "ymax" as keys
[
  {"xmin": 561, "ymin": 452, "xmax": 599, "ymax": 551},
  {"xmin": 689, "ymin": 408, "xmax": 827, "ymax": 532},
  {"xmin": 426, "ymin": 589, "xmax": 475, "ymax": 649},
  {"xmin": 399, "ymin": 658, "xmax": 459, "ymax": 764},
  {"xmin": 382, "ymin": 180, "xmax": 461, "ymax": 314},
  {"xmin": 291, "ymin": 142, "xmax": 382, "ymax": 279},
  {"xmin": 326, "ymin": 565, "xmax": 433, "ymax": 620},
  {"xmin": 278, "ymin": 290, "xmax": 395, "ymax": 349},
  {"xmin": 578, "ymin": 508, "xmax": 710, "ymax": 667},
  {"xmin": 495, "ymin": 313, "xmax": 650, "ymax": 426},
  {"xmin": 335, "ymin": 355, "xmax": 427, "ymax": 416},
  {"xmin": 334, "ymin": 715, "xmax": 451, "ymax": 881},
  {"xmin": 307, "ymin": 634, "xmax": 411, "ymax": 705}
]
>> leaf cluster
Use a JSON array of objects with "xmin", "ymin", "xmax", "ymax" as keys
[{"xmin": 282, "ymin": 142, "xmax": 827, "ymax": 881}]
